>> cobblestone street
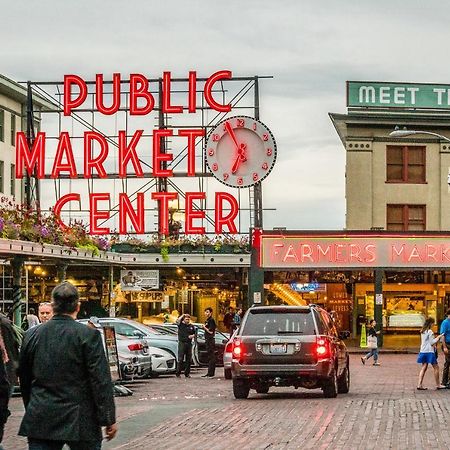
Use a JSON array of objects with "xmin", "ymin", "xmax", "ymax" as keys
[{"xmin": 4, "ymin": 354, "xmax": 450, "ymax": 449}]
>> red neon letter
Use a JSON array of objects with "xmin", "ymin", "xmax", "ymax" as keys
[
  {"xmin": 185, "ymin": 192, "xmax": 206, "ymax": 234},
  {"xmin": 215, "ymin": 192, "xmax": 238, "ymax": 233},
  {"xmin": 64, "ymin": 75, "xmax": 87, "ymax": 116},
  {"xmin": 15, "ymin": 132, "xmax": 45, "ymax": 179},
  {"xmin": 95, "ymin": 73, "xmax": 121, "ymax": 115},
  {"xmin": 119, "ymin": 193, "xmax": 145, "ymax": 234},
  {"xmin": 152, "ymin": 129, "xmax": 173, "ymax": 177},
  {"xmin": 162, "ymin": 72, "xmax": 183, "ymax": 114},
  {"xmin": 204, "ymin": 70, "xmax": 232, "ymax": 112},
  {"xmin": 178, "ymin": 129, "xmax": 205, "ymax": 176},
  {"xmin": 54, "ymin": 193, "xmax": 80, "ymax": 229},
  {"xmin": 151, "ymin": 192, "xmax": 178, "ymax": 235},
  {"xmin": 51, "ymin": 132, "xmax": 77, "ymax": 178},
  {"xmin": 119, "ymin": 130, "xmax": 144, "ymax": 177},
  {"xmin": 89, "ymin": 193, "xmax": 110, "ymax": 235},
  {"xmin": 130, "ymin": 73, "xmax": 155, "ymax": 115},
  {"xmin": 84, "ymin": 132, "xmax": 108, "ymax": 178},
  {"xmin": 188, "ymin": 71, "xmax": 197, "ymax": 113}
]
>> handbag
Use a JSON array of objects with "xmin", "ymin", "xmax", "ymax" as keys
[{"xmin": 367, "ymin": 335, "xmax": 378, "ymax": 349}]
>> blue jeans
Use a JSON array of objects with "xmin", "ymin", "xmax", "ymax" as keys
[
  {"xmin": 365, "ymin": 348, "xmax": 379, "ymax": 362},
  {"xmin": 28, "ymin": 438, "xmax": 102, "ymax": 450}
]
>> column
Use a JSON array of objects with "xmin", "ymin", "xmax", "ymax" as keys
[
  {"xmin": 374, "ymin": 269, "xmax": 384, "ymax": 347},
  {"xmin": 12, "ymin": 257, "xmax": 24, "ymax": 327},
  {"xmin": 247, "ymin": 228, "xmax": 264, "ymax": 308},
  {"xmin": 57, "ymin": 263, "xmax": 69, "ymax": 283}
]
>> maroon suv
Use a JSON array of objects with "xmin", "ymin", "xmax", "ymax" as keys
[{"xmin": 231, "ymin": 305, "xmax": 350, "ymax": 399}]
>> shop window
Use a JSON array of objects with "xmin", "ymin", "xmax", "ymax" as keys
[
  {"xmin": 387, "ymin": 204, "xmax": 426, "ymax": 231},
  {"xmin": 0, "ymin": 109, "xmax": 4, "ymax": 142},
  {"xmin": 386, "ymin": 145, "xmax": 425, "ymax": 183}
]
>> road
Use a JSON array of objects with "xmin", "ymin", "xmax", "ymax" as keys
[{"xmin": 4, "ymin": 354, "xmax": 450, "ymax": 449}]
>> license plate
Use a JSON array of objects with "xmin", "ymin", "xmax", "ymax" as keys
[{"xmin": 270, "ymin": 344, "xmax": 287, "ymax": 354}]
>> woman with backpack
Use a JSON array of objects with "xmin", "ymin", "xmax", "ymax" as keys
[{"xmin": 417, "ymin": 317, "xmax": 446, "ymax": 390}]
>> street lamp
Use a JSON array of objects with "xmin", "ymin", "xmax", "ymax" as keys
[{"xmin": 389, "ymin": 129, "xmax": 450, "ymax": 142}]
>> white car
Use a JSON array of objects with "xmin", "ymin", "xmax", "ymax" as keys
[{"xmin": 149, "ymin": 346, "xmax": 176, "ymax": 376}]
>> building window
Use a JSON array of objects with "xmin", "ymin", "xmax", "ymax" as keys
[
  {"xmin": 10, "ymin": 114, "xmax": 16, "ymax": 145},
  {"xmin": 10, "ymin": 164, "xmax": 15, "ymax": 197},
  {"xmin": 0, "ymin": 161, "xmax": 4, "ymax": 193},
  {"xmin": 0, "ymin": 110, "xmax": 4, "ymax": 142},
  {"xmin": 387, "ymin": 204, "xmax": 426, "ymax": 231},
  {"xmin": 386, "ymin": 145, "xmax": 426, "ymax": 183}
]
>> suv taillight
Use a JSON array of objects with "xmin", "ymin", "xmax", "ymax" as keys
[
  {"xmin": 128, "ymin": 343, "xmax": 143, "ymax": 351},
  {"xmin": 316, "ymin": 337, "xmax": 330, "ymax": 358},
  {"xmin": 225, "ymin": 341, "xmax": 233, "ymax": 353},
  {"xmin": 232, "ymin": 339, "xmax": 243, "ymax": 358}
]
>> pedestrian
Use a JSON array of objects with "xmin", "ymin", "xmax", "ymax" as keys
[
  {"xmin": 223, "ymin": 307, "xmax": 234, "ymax": 334},
  {"xmin": 25, "ymin": 308, "xmax": 40, "ymax": 329},
  {"xmin": 416, "ymin": 317, "xmax": 446, "ymax": 390},
  {"xmin": 232, "ymin": 307, "xmax": 243, "ymax": 332},
  {"xmin": 439, "ymin": 308, "xmax": 450, "ymax": 386},
  {"xmin": 38, "ymin": 302, "xmax": 53, "ymax": 324},
  {"xmin": 0, "ymin": 332, "xmax": 10, "ymax": 449},
  {"xmin": 201, "ymin": 307, "xmax": 216, "ymax": 378},
  {"xmin": 18, "ymin": 281, "xmax": 117, "ymax": 449},
  {"xmin": 361, "ymin": 319, "xmax": 381, "ymax": 366},
  {"xmin": 175, "ymin": 314, "xmax": 196, "ymax": 378},
  {"xmin": 0, "ymin": 314, "xmax": 20, "ymax": 396}
]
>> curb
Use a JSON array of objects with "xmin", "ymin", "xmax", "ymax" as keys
[{"xmin": 348, "ymin": 348, "xmax": 419, "ymax": 355}]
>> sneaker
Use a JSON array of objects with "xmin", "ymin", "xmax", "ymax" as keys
[
  {"xmin": 373, "ymin": 362, "xmax": 380, "ymax": 366},
  {"xmin": 361, "ymin": 357, "xmax": 365, "ymax": 365},
  {"xmin": 185, "ymin": 375, "xmax": 191, "ymax": 378},
  {"xmin": 201, "ymin": 374, "xmax": 209, "ymax": 378}
]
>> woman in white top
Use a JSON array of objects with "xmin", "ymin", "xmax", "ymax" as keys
[{"xmin": 417, "ymin": 317, "xmax": 445, "ymax": 390}]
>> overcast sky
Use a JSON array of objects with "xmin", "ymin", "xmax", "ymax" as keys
[{"xmin": 2, "ymin": 0, "xmax": 448, "ymax": 232}]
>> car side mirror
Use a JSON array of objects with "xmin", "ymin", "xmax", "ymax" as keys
[
  {"xmin": 133, "ymin": 330, "xmax": 145, "ymax": 338},
  {"xmin": 339, "ymin": 331, "xmax": 350, "ymax": 340},
  {"xmin": 222, "ymin": 339, "xmax": 228, "ymax": 344}
]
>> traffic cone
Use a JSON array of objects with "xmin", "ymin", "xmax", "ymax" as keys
[{"xmin": 360, "ymin": 323, "xmax": 367, "ymax": 348}]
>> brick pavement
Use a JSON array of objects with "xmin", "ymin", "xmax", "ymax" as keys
[{"xmin": 4, "ymin": 354, "xmax": 450, "ymax": 450}]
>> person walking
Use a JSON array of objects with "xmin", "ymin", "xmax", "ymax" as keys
[
  {"xmin": 232, "ymin": 308, "xmax": 243, "ymax": 332},
  {"xmin": 223, "ymin": 307, "xmax": 234, "ymax": 335},
  {"xmin": 201, "ymin": 307, "xmax": 216, "ymax": 378},
  {"xmin": 175, "ymin": 314, "xmax": 196, "ymax": 378},
  {"xmin": 417, "ymin": 317, "xmax": 446, "ymax": 390},
  {"xmin": 439, "ymin": 308, "xmax": 450, "ymax": 387},
  {"xmin": 361, "ymin": 319, "xmax": 381, "ymax": 366},
  {"xmin": 18, "ymin": 281, "xmax": 117, "ymax": 449}
]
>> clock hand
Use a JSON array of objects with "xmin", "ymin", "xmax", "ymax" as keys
[
  {"xmin": 231, "ymin": 144, "xmax": 247, "ymax": 174},
  {"xmin": 225, "ymin": 121, "xmax": 241, "ymax": 150}
]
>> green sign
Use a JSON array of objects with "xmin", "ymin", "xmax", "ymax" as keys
[{"xmin": 347, "ymin": 81, "xmax": 450, "ymax": 110}]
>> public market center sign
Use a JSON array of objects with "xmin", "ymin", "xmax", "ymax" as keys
[{"xmin": 347, "ymin": 81, "xmax": 450, "ymax": 109}]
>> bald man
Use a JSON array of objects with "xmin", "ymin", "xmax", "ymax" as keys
[{"xmin": 38, "ymin": 303, "xmax": 53, "ymax": 324}]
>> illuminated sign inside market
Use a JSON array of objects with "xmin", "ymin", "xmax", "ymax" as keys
[
  {"xmin": 14, "ymin": 71, "xmax": 267, "ymax": 236},
  {"xmin": 261, "ymin": 234, "xmax": 450, "ymax": 269}
]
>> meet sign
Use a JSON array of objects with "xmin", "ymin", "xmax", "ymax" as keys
[{"xmin": 347, "ymin": 81, "xmax": 450, "ymax": 110}]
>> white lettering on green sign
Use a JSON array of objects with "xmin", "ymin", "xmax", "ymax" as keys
[{"xmin": 348, "ymin": 81, "xmax": 450, "ymax": 109}]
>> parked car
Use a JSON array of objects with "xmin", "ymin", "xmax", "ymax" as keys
[
  {"xmin": 77, "ymin": 320, "xmax": 152, "ymax": 380},
  {"xmin": 230, "ymin": 305, "xmax": 350, "ymax": 399},
  {"xmin": 78, "ymin": 318, "xmax": 179, "ymax": 369},
  {"xmin": 148, "ymin": 346, "xmax": 176, "ymax": 377},
  {"xmin": 158, "ymin": 322, "xmax": 229, "ymax": 367},
  {"xmin": 223, "ymin": 330, "xmax": 238, "ymax": 379}
]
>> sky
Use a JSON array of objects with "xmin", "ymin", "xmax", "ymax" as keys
[{"xmin": 1, "ymin": 0, "xmax": 448, "ymax": 233}]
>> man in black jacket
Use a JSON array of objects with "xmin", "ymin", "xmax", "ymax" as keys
[
  {"xmin": 18, "ymin": 282, "xmax": 117, "ymax": 449},
  {"xmin": 176, "ymin": 314, "xmax": 196, "ymax": 378}
]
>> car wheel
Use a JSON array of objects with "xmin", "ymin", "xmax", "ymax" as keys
[
  {"xmin": 233, "ymin": 379, "xmax": 250, "ymax": 399},
  {"xmin": 322, "ymin": 368, "xmax": 338, "ymax": 398},
  {"xmin": 255, "ymin": 384, "xmax": 269, "ymax": 394},
  {"xmin": 224, "ymin": 368, "xmax": 232, "ymax": 380},
  {"xmin": 337, "ymin": 365, "xmax": 350, "ymax": 394}
]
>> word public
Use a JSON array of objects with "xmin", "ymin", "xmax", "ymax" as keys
[{"xmin": 15, "ymin": 71, "xmax": 239, "ymax": 236}]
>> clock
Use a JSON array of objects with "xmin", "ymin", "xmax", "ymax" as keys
[{"xmin": 205, "ymin": 115, "xmax": 277, "ymax": 188}]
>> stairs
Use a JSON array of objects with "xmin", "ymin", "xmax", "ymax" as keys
[{"xmin": 269, "ymin": 283, "xmax": 307, "ymax": 306}]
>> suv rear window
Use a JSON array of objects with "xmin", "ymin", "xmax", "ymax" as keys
[{"xmin": 242, "ymin": 309, "xmax": 316, "ymax": 335}]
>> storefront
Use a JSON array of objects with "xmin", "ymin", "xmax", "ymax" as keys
[{"xmin": 259, "ymin": 230, "xmax": 450, "ymax": 340}]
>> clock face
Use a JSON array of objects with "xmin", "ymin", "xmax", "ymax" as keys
[{"xmin": 205, "ymin": 115, "xmax": 277, "ymax": 188}]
